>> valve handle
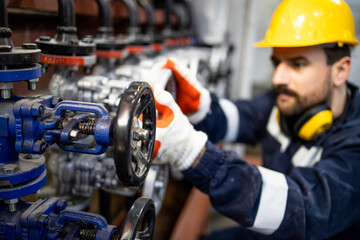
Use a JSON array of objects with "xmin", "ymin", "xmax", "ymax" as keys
[
  {"xmin": 113, "ymin": 81, "xmax": 156, "ymax": 187},
  {"xmin": 142, "ymin": 163, "xmax": 169, "ymax": 215},
  {"xmin": 118, "ymin": 197, "xmax": 155, "ymax": 240}
]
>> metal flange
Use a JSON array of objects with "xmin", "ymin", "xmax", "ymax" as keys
[
  {"xmin": 0, "ymin": 63, "xmax": 42, "ymax": 82},
  {"xmin": 35, "ymin": 35, "xmax": 96, "ymax": 57},
  {"xmin": 40, "ymin": 53, "xmax": 96, "ymax": 66}
]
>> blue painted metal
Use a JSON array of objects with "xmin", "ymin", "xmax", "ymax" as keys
[
  {"xmin": 0, "ymin": 64, "xmax": 42, "ymax": 82},
  {"xmin": 0, "ymin": 197, "xmax": 117, "ymax": 239},
  {"xmin": 0, "ymin": 170, "xmax": 47, "ymax": 200},
  {"xmin": 0, "ymin": 94, "xmax": 117, "ymax": 236},
  {"xmin": 0, "ymin": 97, "xmax": 48, "ymax": 200},
  {"xmin": 45, "ymin": 101, "xmax": 112, "ymax": 154},
  {"xmin": 0, "ymin": 72, "xmax": 119, "ymax": 239},
  {"xmin": 2, "ymin": 96, "xmax": 112, "ymax": 156},
  {"xmin": 0, "ymin": 2, "xmax": 124, "ymax": 238},
  {"xmin": 0, "ymin": 95, "xmax": 113, "ymax": 199}
]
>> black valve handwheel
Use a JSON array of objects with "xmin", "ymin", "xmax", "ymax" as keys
[
  {"xmin": 142, "ymin": 164, "xmax": 169, "ymax": 215},
  {"xmin": 118, "ymin": 197, "xmax": 155, "ymax": 240},
  {"xmin": 114, "ymin": 81, "xmax": 156, "ymax": 187}
]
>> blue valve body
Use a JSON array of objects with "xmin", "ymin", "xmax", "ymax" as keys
[
  {"xmin": 0, "ymin": 95, "xmax": 112, "ymax": 156},
  {"xmin": 0, "ymin": 94, "xmax": 112, "ymax": 200},
  {"xmin": 0, "ymin": 197, "xmax": 117, "ymax": 239},
  {"xmin": 0, "ymin": 4, "xmax": 123, "ymax": 238}
]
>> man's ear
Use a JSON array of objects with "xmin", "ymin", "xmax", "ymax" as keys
[{"xmin": 332, "ymin": 56, "xmax": 351, "ymax": 87}]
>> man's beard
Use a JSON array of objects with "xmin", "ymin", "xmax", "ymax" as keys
[{"xmin": 273, "ymin": 84, "xmax": 330, "ymax": 116}]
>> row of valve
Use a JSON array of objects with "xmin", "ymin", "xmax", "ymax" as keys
[{"xmin": 0, "ymin": 0, "xmax": 233, "ymax": 239}]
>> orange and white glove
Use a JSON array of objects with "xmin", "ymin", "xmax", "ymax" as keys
[
  {"xmin": 155, "ymin": 58, "xmax": 211, "ymax": 124},
  {"xmin": 152, "ymin": 87, "xmax": 208, "ymax": 171}
]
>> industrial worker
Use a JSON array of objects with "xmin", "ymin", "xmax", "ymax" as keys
[{"xmin": 152, "ymin": 0, "xmax": 360, "ymax": 239}]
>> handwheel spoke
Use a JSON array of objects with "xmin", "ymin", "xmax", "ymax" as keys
[
  {"xmin": 136, "ymin": 96, "xmax": 152, "ymax": 116},
  {"xmin": 136, "ymin": 230, "xmax": 152, "ymax": 240},
  {"xmin": 133, "ymin": 149, "xmax": 150, "ymax": 168}
]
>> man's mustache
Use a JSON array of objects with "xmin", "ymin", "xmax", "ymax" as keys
[{"xmin": 273, "ymin": 85, "xmax": 298, "ymax": 98}]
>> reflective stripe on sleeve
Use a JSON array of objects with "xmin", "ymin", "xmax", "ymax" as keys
[
  {"xmin": 219, "ymin": 98, "xmax": 240, "ymax": 142},
  {"xmin": 248, "ymin": 166, "xmax": 288, "ymax": 235}
]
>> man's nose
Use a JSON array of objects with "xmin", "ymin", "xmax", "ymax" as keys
[{"xmin": 272, "ymin": 62, "xmax": 290, "ymax": 85}]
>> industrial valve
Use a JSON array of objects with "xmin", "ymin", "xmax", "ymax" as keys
[
  {"xmin": 35, "ymin": 0, "xmax": 96, "ymax": 70},
  {"xmin": 154, "ymin": 0, "xmax": 233, "ymax": 98},
  {"xmin": 92, "ymin": 0, "xmax": 129, "ymax": 79},
  {"xmin": 0, "ymin": 197, "xmax": 119, "ymax": 239},
  {"xmin": 0, "ymin": 80, "xmax": 156, "ymax": 191},
  {"xmin": 0, "ymin": 0, "xmax": 156, "ymax": 238},
  {"xmin": 0, "ymin": 1, "xmax": 156, "ymax": 195},
  {"xmin": 0, "ymin": 195, "xmax": 155, "ymax": 240},
  {"xmin": 173, "ymin": 0, "xmax": 198, "ymax": 46},
  {"xmin": 136, "ymin": 0, "xmax": 164, "ymax": 56},
  {"xmin": 159, "ymin": 0, "xmax": 175, "ymax": 48},
  {"xmin": 111, "ymin": 0, "xmax": 165, "ymax": 70},
  {"xmin": 48, "ymin": 69, "xmax": 174, "ymax": 214},
  {"xmin": 32, "ymin": 0, "xmax": 169, "ymax": 216},
  {"xmin": 91, "ymin": 0, "xmax": 163, "ymax": 79}
]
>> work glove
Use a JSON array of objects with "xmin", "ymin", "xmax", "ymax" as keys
[
  {"xmin": 152, "ymin": 87, "xmax": 208, "ymax": 171},
  {"xmin": 152, "ymin": 58, "xmax": 211, "ymax": 124}
]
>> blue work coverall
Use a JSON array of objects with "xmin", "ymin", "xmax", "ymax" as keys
[{"xmin": 183, "ymin": 83, "xmax": 360, "ymax": 239}]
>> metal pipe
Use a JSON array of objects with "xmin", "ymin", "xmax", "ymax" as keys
[
  {"xmin": 95, "ymin": 0, "xmax": 114, "ymax": 38},
  {"xmin": 114, "ymin": 0, "xmax": 139, "ymax": 39},
  {"xmin": 121, "ymin": 0, "xmax": 138, "ymax": 30},
  {"xmin": 179, "ymin": 0, "xmax": 192, "ymax": 31},
  {"xmin": 0, "ymin": 0, "xmax": 9, "ymax": 28},
  {"xmin": 137, "ymin": 0, "xmax": 154, "ymax": 36},
  {"xmin": 57, "ymin": 0, "xmax": 76, "ymax": 27},
  {"xmin": 54, "ymin": 0, "xmax": 79, "ymax": 43},
  {"xmin": 96, "ymin": 0, "xmax": 112, "ymax": 29},
  {"xmin": 164, "ymin": 0, "xmax": 173, "ymax": 33},
  {"xmin": 0, "ymin": 1, "xmax": 13, "ymax": 51},
  {"xmin": 173, "ymin": 3, "xmax": 186, "ymax": 32}
]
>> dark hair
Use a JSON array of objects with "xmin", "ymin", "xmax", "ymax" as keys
[{"xmin": 323, "ymin": 44, "xmax": 351, "ymax": 65}]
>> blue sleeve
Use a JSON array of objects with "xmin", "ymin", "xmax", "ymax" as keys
[
  {"xmin": 183, "ymin": 135, "xmax": 360, "ymax": 239},
  {"xmin": 279, "ymin": 135, "xmax": 360, "ymax": 239},
  {"xmin": 183, "ymin": 141, "xmax": 263, "ymax": 227},
  {"xmin": 194, "ymin": 91, "xmax": 275, "ymax": 145}
]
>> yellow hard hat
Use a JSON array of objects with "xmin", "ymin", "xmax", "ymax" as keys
[{"xmin": 254, "ymin": 0, "xmax": 359, "ymax": 47}]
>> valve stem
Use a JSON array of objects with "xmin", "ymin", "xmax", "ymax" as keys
[
  {"xmin": 79, "ymin": 228, "xmax": 97, "ymax": 240},
  {"xmin": 79, "ymin": 118, "xmax": 96, "ymax": 135}
]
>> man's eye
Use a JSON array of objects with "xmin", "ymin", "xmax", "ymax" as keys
[
  {"xmin": 292, "ymin": 62, "xmax": 306, "ymax": 68},
  {"xmin": 271, "ymin": 59, "xmax": 280, "ymax": 68}
]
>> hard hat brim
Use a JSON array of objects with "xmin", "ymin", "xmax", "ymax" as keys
[{"xmin": 253, "ymin": 39, "xmax": 359, "ymax": 48}]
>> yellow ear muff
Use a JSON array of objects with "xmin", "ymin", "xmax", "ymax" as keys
[
  {"xmin": 276, "ymin": 108, "xmax": 281, "ymax": 126},
  {"xmin": 297, "ymin": 109, "xmax": 333, "ymax": 141},
  {"xmin": 276, "ymin": 87, "xmax": 351, "ymax": 141},
  {"xmin": 276, "ymin": 107, "xmax": 333, "ymax": 141}
]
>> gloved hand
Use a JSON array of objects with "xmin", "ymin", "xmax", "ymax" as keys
[
  {"xmin": 152, "ymin": 87, "xmax": 208, "ymax": 171},
  {"xmin": 153, "ymin": 58, "xmax": 211, "ymax": 124}
]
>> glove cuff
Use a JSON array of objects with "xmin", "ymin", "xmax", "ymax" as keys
[
  {"xmin": 188, "ymin": 88, "xmax": 211, "ymax": 124},
  {"xmin": 175, "ymin": 130, "xmax": 208, "ymax": 171}
]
